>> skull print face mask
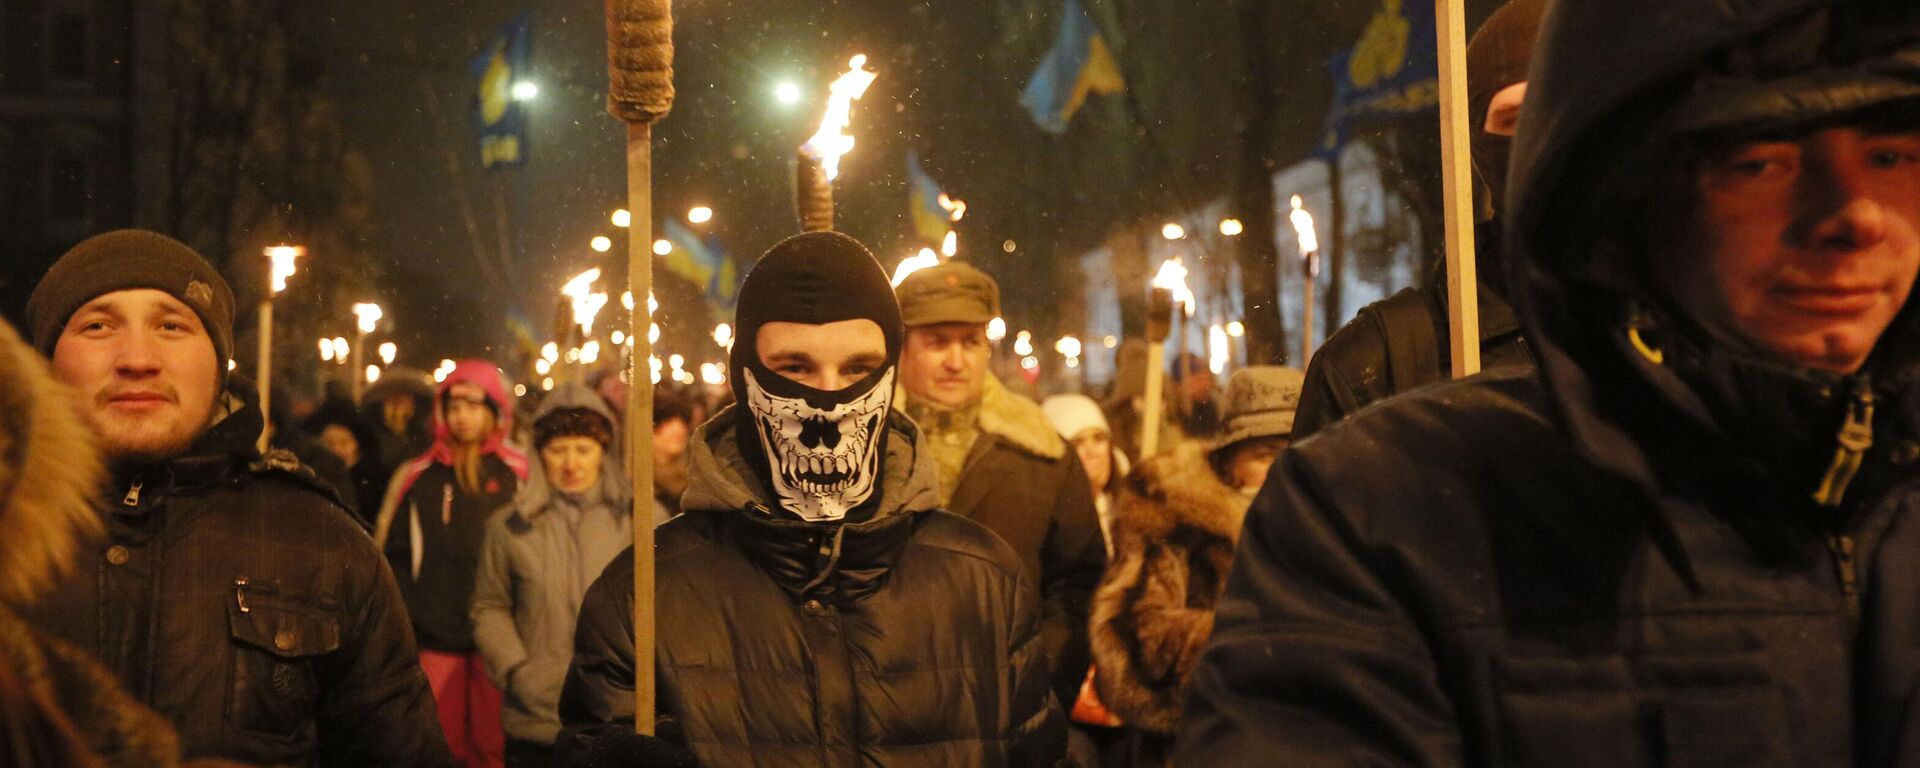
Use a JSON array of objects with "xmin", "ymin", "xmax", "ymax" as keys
[{"xmin": 740, "ymin": 367, "xmax": 894, "ymax": 522}]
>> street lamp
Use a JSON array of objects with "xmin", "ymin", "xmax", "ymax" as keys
[
  {"xmin": 350, "ymin": 302, "xmax": 383, "ymax": 402},
  {"xmin": 774, "ymin": 81, "xmax": 802, "ymax": 105},
  {"xmin": 688, "ymin": 206, "xmax": 713, "ymax": 225},
  {"xmin": 258, "ymin": 245, "xmax": 302, "ymax": 451},
  {"xmin": 378, "ymin": 342, "xmax": 397, "ymax": 366},
  {"xmin": 612, "ymin": 209, "xmax": 632, "ymax": 228}
]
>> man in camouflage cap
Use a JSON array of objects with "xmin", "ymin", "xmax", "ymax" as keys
[{"xmin": 893, "ymin": 261, "xmax": 1107, "ymax": 707}]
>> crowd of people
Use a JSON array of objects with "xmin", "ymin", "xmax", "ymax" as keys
[{"xmin": 4, "ymin": 0, "xmax": 1920, "ymax": 765}]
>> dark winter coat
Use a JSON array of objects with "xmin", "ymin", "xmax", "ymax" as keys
[
  {"xmin": 1175, "ymin": 1, "xmax": 1920, "ymax": 766},
  {"xmin": 1292, "ymin": 238, "xmax": 1533, "ymax": 441},
  {"xmin": 27, "ymin": 379, "xmax": 453, "ymax": 767},
  {"xmin": 372, "ymin": 362, "xmax": 528, "ymax": 653},
  {"xmin": 914, "ymin": 376, "xmax": 1108, "ymax": 706},
  {"xmin": 555, "ymin": 406, "xmax": 1067, "ymax": 767},
  {"xmin": 1088, "ymin": 444, "xmax": 1247, "ymax": 736}
]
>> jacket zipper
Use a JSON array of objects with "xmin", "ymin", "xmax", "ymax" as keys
[
  {"xmin": 122, "ymin": 480, "xmax": 144, "ymax": 507},
  {"xmin": 1829, "ymin": 535, "xmax": 1860, "ymax": 618},
  {"xmin": 1812, "ymin": 381, "xmax": 1874, "ymax": 508}
]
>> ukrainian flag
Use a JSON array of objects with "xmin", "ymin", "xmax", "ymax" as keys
[
  {"xmin": 1021, "ymin": 0, "xmax": 1125, "ymax": 135},
  {"xmin": 662, "ymin": 219, "xmax": 739, "ymax": 312},
  {"xmin": 907, "ymin": 150, "xmax": 951, "ymax": 246}
]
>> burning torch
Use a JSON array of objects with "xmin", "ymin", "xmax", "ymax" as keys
[
  {"xmin": 257, "ymin": 245, "xmax": 302, "ymax": 452},
  {"xmin": 796, "ymin": 54, "xmax": 877, "ymax": 232},
  {"xmin": 1290, "ymin": 195, "xmax": 1320, "ymax": 364},
  {"xmin": 604, "ymin": 0, "xmax": 675, "ymax": 730},
  {"xmin": 1144, "ymin": 259, "xmax": 1194, "ymax": 457},
  {"xmin": 562, "ymin": 267, "xmax": 609, "ymax": 381},
  {"xmin": 350, "ymin": 302, "xmax": 382, "ymax": 403}
]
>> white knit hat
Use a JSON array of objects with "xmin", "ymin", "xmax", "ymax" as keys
[{"xmin": 1041, "ymin": 394, "xmax": 1109, "ymax": 441}]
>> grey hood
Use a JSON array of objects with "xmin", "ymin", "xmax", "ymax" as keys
[{"xmin": 510, "ymin": 383, "xmax": 628, "ymax": 522}]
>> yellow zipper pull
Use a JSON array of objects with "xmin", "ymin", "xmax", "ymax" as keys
[
  {"xmin": 122, "ymin": 480, "xmax": 144, "ymax": 507},
  {"xmin": 1812, "ymin": 381, "xmax": 1875, "ymax": 508}
]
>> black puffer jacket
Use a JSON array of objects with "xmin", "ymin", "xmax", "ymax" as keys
[
  {"xmin": 556, "ymin": 406, "xmax": 1066, "ymax": 767},
  {"xmin": 28, "ymin": 379, "xmax": 452, "ymax": 767},
  {"xmin": 1176, "ymin": 1, "xmax": 1920, "ymax": 766}
]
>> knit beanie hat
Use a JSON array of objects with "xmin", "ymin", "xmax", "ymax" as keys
[{"xmin": 26, "ymin": 230, "xmax": 236, "ymax": 373}]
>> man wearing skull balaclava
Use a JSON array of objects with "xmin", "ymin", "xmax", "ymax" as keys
[
  {"xmin": 555, "ymin": 231, "xmax": 1067, "ymax": 767},
  {"xmin": 1292, "ymin": 0, "xmax": 1545, "ymax": 440}
]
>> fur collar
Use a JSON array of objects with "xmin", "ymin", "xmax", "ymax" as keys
[
  {"xmin": 896, "ymin": 375, "xmax": 1066, "ymax": 461},
  {"xmin": 0, "ymin": 320, "xmax": 103, "ymax": 608},
  {"xmin": 974, "ymin": 377, "xmax": 1067, "ymax": 460},
  {"xmin": 1116, "ymin": 442, "xmax": 1248, "ymax": 542}
]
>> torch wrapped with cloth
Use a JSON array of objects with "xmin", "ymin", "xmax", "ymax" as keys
[
  {"xmin": 604, "ymin": 0, "xmax": 674, "ymax": 733},
  {"xmin": 795, "ymin": 55, "xmax": 877, "ymax": 232}
]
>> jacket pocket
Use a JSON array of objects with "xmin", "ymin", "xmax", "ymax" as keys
[
  {"xmin": 225, "ymin": 581, "xmax": 342, "ymax": 739},
  {"xmin": 1493, "ymin": 650, "xmax": 1791, "ymax": 768}
]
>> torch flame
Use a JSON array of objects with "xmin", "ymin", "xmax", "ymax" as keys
[
  {"xmin": 1289, "ymin": 194, "xmax": 1319, "ymax": 256},
  {"xmin": 1151, "ymin": 258, "xmax": 1196, "ymax": 318},
  {"xmin": 1208, "ymin": 324, "xmax": 1229, "ymax": 374},
  {"xmin": 352, "ymin": 303, "xmax": 383, "ymax": 335},
  {"xmin": 891, "ymin": 248, "xmax": 942, "ymax": 287},
  {"xmin": 799, "ymin": 54, "xmax": 878, "ymax": 182},
  {"xmin": 941, "ymin": 231, "xmax": 958, "ymax": 258},
  {"xmin": 562, "ymin": 268, "xmax": 609, "ymax": 333},
  {"xmin": 265, "ymin": 245, "xmax": 304, "ymax": 295},
  {"xmin": 937, "ymin": 193, "xmax": 966, "ymax": 223}
]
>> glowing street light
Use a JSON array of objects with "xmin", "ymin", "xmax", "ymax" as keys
[
  {"xmin": 591, "ymin": 236, "xmax": 613, "ymax": 253},
  {"xmin": 612, "ymin": 209, "xmax": 632, "ymax": 228},
  {"xmin": 365, "ymin": 365, "xmax": 382, "ymax": 384},
  {"xmin": 1219, "ymin": 218, "xmax": 1245, "ymax": 237},
  {"xmin": 378, "ymin": 342, "xmax": 397, "ymax": 366},
  {"xmin": 1227, "ymin": 321, "xmax": 1246, "ymax": 337},
  {"xmin": 688, "ymin": 206, "xmax": 713, "ymax": 224},
  {"xmin": 653, "ymin": 239, "xmax": 673, "ymax": 256},
  {"xmin": 987, "ymin": 317, "xmax": 1008, "ymax": 343},
  {"xmin": 1161, "ymin": 222, "xmax": 1186, "ymax": 240},
  {"xmin": 511, "ymin": 81, "xmax": 539, "ymax": 100},
  {"xmin": 775, "ymin": 81, "xmax": 803, "ymax": 105}
]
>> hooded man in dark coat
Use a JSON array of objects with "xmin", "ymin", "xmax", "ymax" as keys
[
  {"xmin": 555, "ymin": 231, "xmax": 1066, "ymax": 767},
  {"xmin": 1290, "ymin": 0, "xmax": 1544, "ymax": 439},
  {"xmin": 23, "ymin": 229, "xmax": 451, "ymax": 767},
  {"xmin": 1177, "ymin": 1, "xmax": 1920, "ymax": 765}
]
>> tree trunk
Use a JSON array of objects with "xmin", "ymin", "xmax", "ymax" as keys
[{"xmin": 1234, "ymin": 0, "xmax": 1288, "ymax": 365}]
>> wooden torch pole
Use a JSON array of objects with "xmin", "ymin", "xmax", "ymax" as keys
[
  {"xmin": 1436, "ymin": 0, "xmax": 1481, "ymax": 378},
  {"xmin": 605, "ymin": 0, "xmax": 674, "ymax": 733}
]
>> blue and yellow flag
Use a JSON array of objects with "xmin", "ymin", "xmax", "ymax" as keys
[
  {"xmin": 1020, "ymin": 0, "xmax": 1125, "ymax": 135},
  {"xmin": 662, "ymin": 219, "xmax": 739, "ymax": 313},
  {"xmin": 471, "ymin": 13, "xmax": 532, "ymax": 168},
  {"xmin": 907, "ymin": 150, "xmax": 951, "ymax": 246},
  {"xmin": 1317, "ymin": 0, "xmax": 1438, "ymax": 159}
]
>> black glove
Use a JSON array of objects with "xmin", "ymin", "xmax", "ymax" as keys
[{"xmin": 558, "ymin": 720, "xmax": 698, "ymax": 768}]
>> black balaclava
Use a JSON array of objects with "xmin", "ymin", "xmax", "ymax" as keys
[
  {"xmin": 1467, "ymin": 0, "xmax": 1547, "ymax": 215},
  {"xmin": 729, "ymin": 231, "xmax": 904, "ymax": 523}
]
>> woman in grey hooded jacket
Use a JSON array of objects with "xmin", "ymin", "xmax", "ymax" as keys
[{"xmin": 470, "ymin": 383, "xmax": 632, "ymax": 766}]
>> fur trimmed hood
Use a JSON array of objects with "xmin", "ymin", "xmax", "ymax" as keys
[
  {"xmin": 0, "ymin": 317, "xmax": 103, "ymax": 608},
  {"xmin": 1089, "ymin": 442, "xmax": 1249, "ymax": 734}
]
